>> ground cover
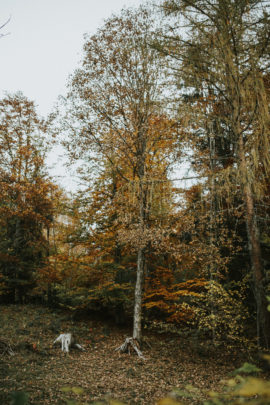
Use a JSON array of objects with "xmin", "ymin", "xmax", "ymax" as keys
[{"xmin": 0, "ymin": 305, "xmax": 251, "ymax": 404}]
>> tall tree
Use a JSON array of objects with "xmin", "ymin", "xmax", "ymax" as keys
[
  {"xmin": 61, "ymin": 6, "xmax": 180, "ymax": 345},
  {"xmin": 161, "ymin": 0, "xmax": 270, "ymax": 347}
]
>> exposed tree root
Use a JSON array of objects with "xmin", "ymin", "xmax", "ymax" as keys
[{"xmin": 115, "ymin": 337, "xmax": 145, "ymax": 360}]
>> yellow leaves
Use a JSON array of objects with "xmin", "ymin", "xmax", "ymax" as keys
[
  {"xmin": 262, "ymin": 354, "xmax": 270, "ymax": 363},
  {"xmin": 60, "ymin": 386, "xmax": 71, "ymax": 393},
  {"xmin": 71, "ymin": 387, "xmax": 84, "ymax": 395},
  {"xmin": 60, "ymin": 386, "xmax": 84, "ymax": 395},
  {"xmin": 157, "ymin": 398, "xmax": 183, "ymax": 405},
  {"xmin": 206, "ymin": 373, "xmax": 270, "ymax": 404},
  {"xmin": 235, "ymin": 378, "xmax": 270, "ymax": 397},
  {"xmin": 174, "ymin": 289, "xmax": 200, "ymax": 297}
]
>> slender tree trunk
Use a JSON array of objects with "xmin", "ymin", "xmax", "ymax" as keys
[
  {"xmin": 209, "ymin": 132, "xmax": 217, "ymax": 344},
  {"xmin": 133, "ymin": 246, "xmax": 145, "ymax": 341},
  {"xmin": 239, "ymin": 134, "xmax": 270, "ymax": 348},
  {"xmin": 133, "ymin": 133, "xmax": 147, "ymax": 343},
  {"xmin": 14, "ymin": 217, "xmax": 21, "ymax": 304},
  {"xmin": 46, "ymin": 226, "xmax": 53, "ymax": 305},
  {"xmin": 133, "ymin": 179, "xmax": 146, "ymax": 342}
]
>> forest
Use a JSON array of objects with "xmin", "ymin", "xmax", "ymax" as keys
[{"xmin": 1, "ymin": 1, "xmax": 270, "ymax": 404}]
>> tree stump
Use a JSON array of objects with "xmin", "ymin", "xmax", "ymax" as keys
[{"xmin": 53, "ymin": 333, "xmax": 85, "ymax": 353}]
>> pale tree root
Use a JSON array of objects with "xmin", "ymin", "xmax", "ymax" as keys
[
  {"xmin": 53, "ymin": 333, "xmax": 85, "ymax": 353},
  {"xmin": 0, "ymin": 339, "xmax": 15, "ymax": 356},
  {"xmin": 115, "ymin": 337, "xmax": 145, "ymax": 360}
]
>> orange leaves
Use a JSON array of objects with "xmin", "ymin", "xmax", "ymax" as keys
[
  {"xmin": 144, "ymin": 264, "xmax": 206, "ymax": 325},
  {"xmin": 184, "ymin": 185, "xmax": 202, "ymax": 204},
  {"xmin": 37, "ymin": 261, "xmax": 61, "ymax": 285},
  {"xmin": 144, "ymin": 300, "xmax": 171, "ymax": 311},
  {"xmin": 174, "ymin": 290, "xmax": 200, "ymax": 297},
  {"xmin": 167, "ymin": 306, "xmax": 195, "ymax": 323},
  {"xmin": 0, "ymin": 94, "xmax": 58, "ymax": 299},
  {"xmin": 174, "ymin": 278, "xmax": 207, "ymax": 292}
]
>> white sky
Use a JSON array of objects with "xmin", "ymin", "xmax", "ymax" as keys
[
  {"xmin": 0, "ymin": 0, "xmax": 144, "ymax": 190},
  {"xmin": 0, "ymin": 0, "xmax": 144, "ymax": 116}
]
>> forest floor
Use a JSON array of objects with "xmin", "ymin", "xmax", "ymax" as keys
[{"xmin": 0, "ymin": 304, "xmax": 259, "ymax": 404}]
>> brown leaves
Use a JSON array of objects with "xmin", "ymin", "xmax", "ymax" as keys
[{"xmin": 0, "ymin": 304, "xmax": 241, "ymax": 404}]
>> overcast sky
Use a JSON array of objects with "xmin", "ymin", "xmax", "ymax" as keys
[
  {"xmin": 0, "ymin": 0, "xmax": 144, "ymax": 116},
  {"xmin": 0, "ymin": 0, "xmax": 145, "ymax": 190}
]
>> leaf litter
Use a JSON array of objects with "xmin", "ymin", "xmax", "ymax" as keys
[{"xmin": 0, "ymin": 304, "xmax": 250, "ymax": 404}]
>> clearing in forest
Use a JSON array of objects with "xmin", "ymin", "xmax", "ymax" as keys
[{"xmin": 0, "ymin": 305, "xmax": 248, "ymax": 404}]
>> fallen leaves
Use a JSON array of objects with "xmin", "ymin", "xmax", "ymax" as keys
[{"xmin": 0, "ymin": 304, "xmax": 247, "ymax": 404}]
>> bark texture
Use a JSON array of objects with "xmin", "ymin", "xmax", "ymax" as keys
[
  {"xmin": 239, "ymin": 134, "xmax": 270, "ymax": 348},
  {"xmin": 133, "ymin": 247, "xmax": 145, "ymax": 341}
]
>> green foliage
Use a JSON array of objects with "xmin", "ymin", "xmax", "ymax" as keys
[
  {"xmin": 53, "ymin": 259, "xmax": 135, "ymax": 323},
  {"xmin": 10, "ymin": 392, "xmax": 29, "ymax": 405},
  {"xmin": 267, "ymin": 296, "xmax": 270, "ymax": 312},
  {"xmin": 60, "ymin": 386, "xmax": 85, "ymax": 404},
  {"xmin": 231, "ymin": 362, "xmax": 262, "ymax": 376},
  {"xmin": 205, "ymin": 375, "xmax": 270, "ymax": 405}
]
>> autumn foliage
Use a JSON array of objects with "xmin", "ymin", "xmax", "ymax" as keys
[
  {"xmin": 1, "ymin": 1, "xmax": 270, "ymax": 351},
  {"xmin": 0, "ymin": 94, "xmax": 57, "ymax": 302}
]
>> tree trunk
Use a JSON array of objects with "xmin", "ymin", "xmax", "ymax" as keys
[
  {"xmin": 14, "ymin": 217, "xmax": 22, "ymax": 304},
  {"xmin": 117, "ymin": 159, "xmax": 147, "ymax": 355},
  {"xmin": 133, "ymin": 127, "xmax": 147, "ymax": 343},
  {"xmin": 46, "ymin": 226, "xmax": 53, "ymax": 306},
  {"xmin": 239, "ymin": 134, "xmax": 270, "ymax": 348},
  {"xmin": 244, "ymin": 184, "xmax": 270, "ymax": 348},
  {"xmin": 133, "ymin": 246, "xmax": 145, "ymax": 342}
]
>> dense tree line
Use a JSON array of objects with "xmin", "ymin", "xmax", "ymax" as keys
[
  {"xmin": 0, "ymin": 94, "xmax": 57, "ymax": 303},
  {"xmin": 0, "ymin": 0, "xmax": 270, "ymax": 350}
]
